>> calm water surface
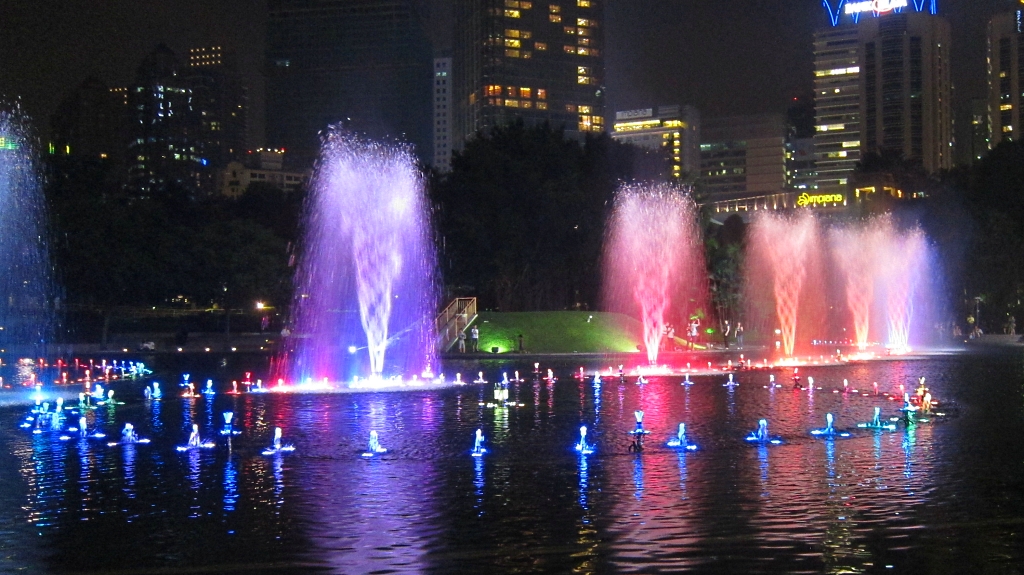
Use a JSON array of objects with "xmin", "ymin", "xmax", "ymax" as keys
[{"xmin": 1, "ymin": 351, "xmax": 1023, "ymax": 574}]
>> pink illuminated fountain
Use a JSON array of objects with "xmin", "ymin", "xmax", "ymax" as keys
[
  {"xmin": 278, "ymin": 129, "xmax": 438, "ymax": 387},
  {"xmin": 603, "ymin": 184, "xmax": 706, "ymax": 365},
  {"xmin": 745, "ymin": 213, "xmax": 820, "ymax": 357}
]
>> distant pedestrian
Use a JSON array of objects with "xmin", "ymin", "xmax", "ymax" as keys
[
  {"xmin": 518, "ymin": 334, "xmax": 525, "ymax": 353},
  {"xmin": 470, "ymin": 325, "xmax": 479, "ymax": 352},
  {"xmin": 723, "ymin": 320, "xmax": 731, "ymax": 348},
  {"xmin": 457, "ymin": 331, "xmax": 467, "ymax": 352},
  {"xmin": 735, "ymin": 322, "xmax": 745, "ymax": 348}
]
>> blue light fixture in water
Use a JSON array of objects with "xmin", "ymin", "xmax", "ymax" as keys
[{"xmin": 575, "ymin": 425, "xmax": 595, "ymax": 455}]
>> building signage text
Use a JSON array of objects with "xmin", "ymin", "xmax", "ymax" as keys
[
  {"xmin": 797, "ymin": 192, "xmax": 845, "ymax": 207},
  {"xmin": 615, "ymin": 108, "xmax": 654, "ymax": 120},
  {"xmin": 845, "ymin": 0, "xmax": 908, "ymax": 15}
]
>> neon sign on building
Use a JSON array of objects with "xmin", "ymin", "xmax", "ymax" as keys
[
  {"xmin": 822, "ymin": 0, "xmax": 936, "ymax": 27},
  {"xmin": 797, "ymin": 193, "xmax": 845, "ymax": 207},
  {"xmin": 845, "ymin": 0, "xmax": 907, "ymax": 15}
]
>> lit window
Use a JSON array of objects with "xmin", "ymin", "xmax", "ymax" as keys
[
  {"xmin": 577, "ymin": 0, "xmax": 590, "ymax": 6},
  {"xmin": 578, "ymin": 27, "xmax": 591, "ymax": 36},
  {"xmin": 537, "ymin": 89, "xmax": 547, "ymax": 100},
  {"xmin": 564, "ymin": 45, "xmax": 576, "ymax": 54},
  {"xmin": 505, "ymin": 29, "xmax": 521, "ymax": 37},
  {"xmin": 537, "ymin": 102, "xmax": 548, "ymax": 110},
  {"xmin": 505, "ymin": 48, "xmax": 521, "ymax": 57},
  {"xmin": 550, "ymin": 14, "xmax": 562, "ymax": 22},
  {"xmin": 535, "ymin": 41, "xmax": 547, "ymax": 50},
  {"xmin": 521, "ymin": 1, "xmax": 532, "ymax": 8},
  {"xmin": 577, "ymin": 18, "xmax": 592, "ymax": 26},
  {"xmin": 577, "ymin": 47, "xmax": 590, "ymax": 55},
  {"xmin": 505, "ymin": 38, "xmax": 521, "ymax": 47},
  {"xmin": 505, "ymin": 0, "xmax": 519, "ymax": 6},
  {"xmin": 507, "ymin": 86, "xmax": 518, "ymax": 97},
  {"xmin": 578, "ymin": 37, "xmax": 590, "ymax": 46},
  {"xmin": 1001, "ymin": 104, "xmax": 1013, "ymax": 111},
  {"xmin": 841, "ymin": 140, "xmax": 860, "ymax": 148},
  {"xmin": 505, "ymin": 99, "xmax": 520, "ymax": 107},
  {"xmin": 564, "ymin": 26, "xmax": 576, "ymax": 34},
  {"xmin": 505, "ymin": 9, "xmax": 520, "ymax": 17},
  {"xmin": 523, "ymin": 51, "xmax": 532, "ymax": 58},
  {"xmin": 522, "ymin": 30, "xmax": 532, "ymax": 39},
  {"xmin": 566, "ymin": 104, "xmax": 577, "ymax": 112},
  {"xmin": 577, "ymin": 66, "xmax": 590, "ymax": 74},
  {"xmin": 522, "ymin": 101, "xmax": 533, "ymax": 108},
  {"xmin": 578, "ymin": 76, "xmax": 591, "ymax": 84},
  {"xmin": 579, "ymin": 105, "xmax": 591, "ymax": 113},
  {"xmin": 549, "ymin": 4, "xmax": 561, "ymax": 12},
  {"xmin": 520, "ymin": 87, "xmax": 532, "ymax": 98},
  {"xmin": 486, "ymin": 85, "xmax": 502, "ymax": 96}
]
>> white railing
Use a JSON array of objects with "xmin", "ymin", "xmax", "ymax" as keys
[{"xmin": 435, "ymin": 297, "xmax": 477, "ymax": 351}]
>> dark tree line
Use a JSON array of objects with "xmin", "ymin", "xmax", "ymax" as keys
[
  {"xmin": 45, "ymin": 156, "xmax": 299, "ymax": 319},
  {"xmin": 430, "ymin": 122, "xmax": 668, "ymax": 311}
]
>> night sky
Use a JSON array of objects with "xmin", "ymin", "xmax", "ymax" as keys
[{"xmin": 0, "ymin": 0, "xmax": 1012, "ymax": 149}]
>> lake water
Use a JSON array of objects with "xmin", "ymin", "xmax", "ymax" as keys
[{"xmin": 1, "ymin": 350, "xmax": 1022, "ymax": 574}]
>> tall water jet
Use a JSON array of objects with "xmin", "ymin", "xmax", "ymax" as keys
[
  {"xmin": 746, "ymin": 212, "xmax": 819, "ymax": 357},
  {"xmin": 880, "ymin": 225, "xmax": 927, "ymax": 350},
  {"xmin": 282, "ymin": 128, "xmax": 438, "ymax": 383},
  {"xmin": 0, "ymin": 106, "xmax": 55, "ymax": 356},
  {"xmin": 830, "ymin": 222, "xmax": 885, "ymax": 349},
  {"xmin": 603, "ymin": 184, "xmax": 706, "ymax": 364}
]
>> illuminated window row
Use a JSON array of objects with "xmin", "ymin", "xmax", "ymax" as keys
[
  {"xmin": 505, "ymin": 29, "xmax": 532, "ymax": 39},
  {"xmin": 492, "ymin": 98, "xmax": 548, "ymax": 110},
  {"xmin": 816, "ymin": 124, "xmax": 846, "ymax": 132},
  {"xmin": 814, "ymin": 66, "xmax": 859, "ymax": 77},
  {"xmin": 564, "ymin": 46, "xmax": 599, "ymax": 56},
  {"xmin": 484, "ymin": 85, "xmax": 547, "ymax": 99},
  {"xmin": 505, "ymin": 0, "xmax": 532, "ymax": 8}
]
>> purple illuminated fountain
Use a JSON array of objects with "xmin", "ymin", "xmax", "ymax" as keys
[
  {"xmin": 603, "ymin": 184, "xmax": 706, "ymax": 365},
  {"xmin": 280, "ymin": 129, "xmax": 438, "ymax": 386}
]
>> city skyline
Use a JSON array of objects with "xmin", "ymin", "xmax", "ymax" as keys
[{"xmin": 0, "ymin": 0, "xmax": 1013, "ymax": 155}]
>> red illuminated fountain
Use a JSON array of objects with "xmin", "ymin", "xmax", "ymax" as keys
[{"xmin": 603, "ymin": 184, "xmax": 707, "ymax": 368}]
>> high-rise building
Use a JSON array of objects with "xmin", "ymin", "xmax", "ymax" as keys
[
  {"xmin": 699, "ymin": 114, "xmax": 787, "ymax": 196},
  {"xmin": 433, "ymin": 57, "xmax": 453, "ymax": 171},
  {"xmin": 786, "ymin": 137, "xmax": 818, "ymax": 191},
  {"xmin": 611, "ymin": 105, "xmax": 700, "ymax": 180},
  {"xmin": 126, "ymin": 44, "xmax": 206, "ymax": 199},
  {"xmin": 969, "ymin": 98, "xmax": 991, "ymax": 163},
  {"xmin": 187, "ymin": 46, "xmax": 248, "ymax": 169},
  {"xmin": 452, "ymin": 0, "xmax": 605, "ymax": 146},
  {"xmin": 50, "ymin": 76, "xmax": 126, "ymax": 161},
  {"xmin": 988, "ymin": 8, "xmax": 1024, "ymax": 147},
  {"xmin": 814, "ymin": 2, "xmax": 953, "ymax": 189},
  {"xmin": 859, "ymin": 13, "xmax": 953, "ymax": 172},
  {"xmin": 266, "ymin": 0, "xmax": 433, "ymax": 165},
  {"xmin": 813, "ymin": 24, "xmax": 861, "ymax": 193}
]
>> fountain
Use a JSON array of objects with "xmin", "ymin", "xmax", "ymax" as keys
[
  {"xmin": 745, "ymin": 419, "xmax": 782, "ymax": 445},
  {"xmin": 858, "ymin": 407, "xmax": 897, "ymax": 431},
  {"xmin": 362, "ymin": 430, "xmax": 388, "ymax": 457},
  {"xmin": 811, "ymin": 413, "xmax": 852, "ymax": 438},
  {"xmin": 603, "ymin": 184, "xmax": 707, "ymax": 365},
  {"xmin": 263, "ymin": 427, "xmax": 296, "ymax": 455},
  {"xmin": 667, "ymin": 423, "xmax": 697, "ymax": 451},
  {"xmin": 0, "ymin": 106, "xmax": 55, "ymax": 359},
  {"xmin": 575, "ymin": 425, "xmax": 594, "ymax": 455},
  {"xmin": 471, "ymin": 429, "xmax": 487, "ymax": 457},
  {"xmin": 177, "ymin": 424, "xmax": 214, "ymax": 451},
  {"xmin": 745, "ymin": 212, "xmax": 821, "ymax": 358},
  {"xmin": 723, "ymin": 373, "xmax": 738, "ymax": 387},
  {"xmin": 220, "ymin": 412, "xmax": 241, "ymax": 436},
  {"xmin": 280, "ymin": 128, "xmax": 438, "ymax": 386}
]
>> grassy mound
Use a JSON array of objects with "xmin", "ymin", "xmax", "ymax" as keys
[{"xmin": 467, "ymin": 311, "xmax": 643, "ymax": 354}]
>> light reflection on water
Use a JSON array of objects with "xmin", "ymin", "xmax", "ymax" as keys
[{"xmin": 0, "ymin": 354, "xmax": 1022, "ymax": 573}]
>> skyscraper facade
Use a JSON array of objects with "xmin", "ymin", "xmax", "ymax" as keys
[
  {"xmin": 126, "ymin": 44, "xmax": 206, "ymax": 198},
  {"xmin": 452, "ymin": 0, "xmax": 605, "ymax": 145},
  {"xmin": 433, "ymin": 57, "xmax": 453, "ymax": 171},
  {"xmin": 699, "ymin": 114, "xmax": 788, "ymax": 196},
  {"xmin": 814, "ymin": 3, "xmax": 953, "ymax": 191},
  {"xmin": 813, "ymin": 24, "xmax": 861, "ymax": 193},
  {"xmin": 988, "ymin": 8, "xmax": 1024, "ymax": 148},
  {"xmin": 187, "ymin": 46, "xmax": 248, "ymax": 169},
  {"xmin": 611, "ymin": 105, "xmax": 700, "ymax": 180},
  {"xmin": 266, "ymin": 0, "xmax": 433, "ymax": 164}
]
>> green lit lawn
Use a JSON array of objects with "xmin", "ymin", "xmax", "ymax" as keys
[{"xmin": 468, "ymin": 311, "xmax": 643, "ymax": 354}]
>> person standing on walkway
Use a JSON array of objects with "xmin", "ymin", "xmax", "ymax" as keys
[
  {"xmin": 470, "ymin": 325, "xmax": 479, "ymax": 352},
  {"xmin": 735, "ymin": 322, "xmax": 745, "ymax": 348},
  {"xmin": 457, "ymin": 330, "xmax": 467, "ymax": 352}
]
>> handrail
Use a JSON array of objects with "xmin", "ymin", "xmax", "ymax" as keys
[{"xmin": 435, "ymin": 297, "xmax": 477, "ymax": 351}]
